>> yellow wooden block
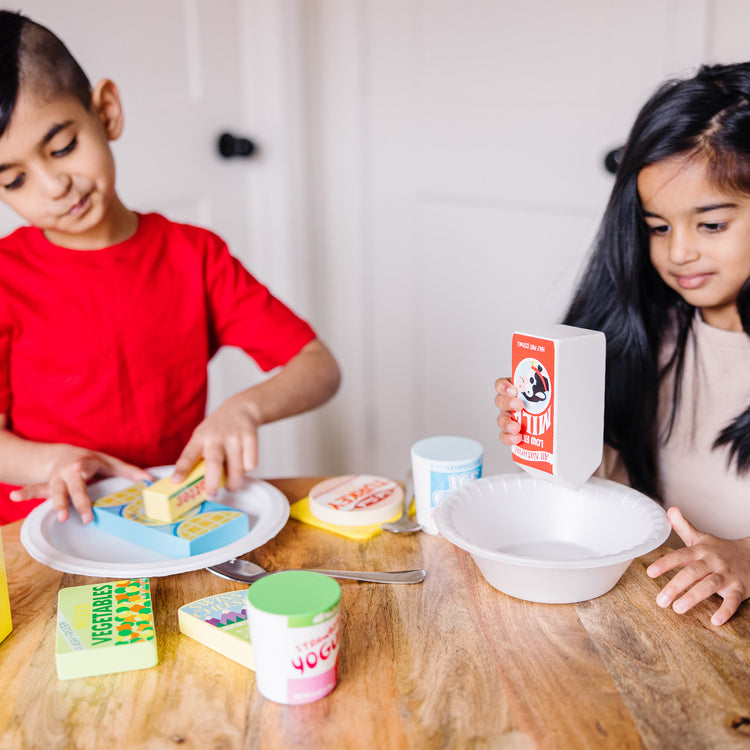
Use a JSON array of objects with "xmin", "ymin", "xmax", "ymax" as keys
[
  {"xmin": 143, "ymin": 462, "xmax": 223, "ymax": 522},
  {"xmin": 0, "ymin": 532, "xmax": 12, "ymax": 644}
]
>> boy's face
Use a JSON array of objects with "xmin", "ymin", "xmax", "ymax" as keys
[{"xmin": 0, "ymin": 85, "xmax": 120, "ymax": 247}]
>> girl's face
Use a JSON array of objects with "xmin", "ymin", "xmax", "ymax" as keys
[{"xmin": 638, "ymin": 154, "xmax": 750, "ymax": 331}]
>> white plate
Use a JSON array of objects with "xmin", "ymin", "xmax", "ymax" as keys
[{"xmin": 20, "ymin": 467, "xmax": 290, "ymax": 577}]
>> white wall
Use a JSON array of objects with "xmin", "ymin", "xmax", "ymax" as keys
[{"xmin": 299, "ymin": 0, "xmax": 750, "ymax": 480}]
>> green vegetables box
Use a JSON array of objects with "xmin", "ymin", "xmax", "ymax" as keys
[{"xmin": 55, "ymin": 578, "xmax": 158, "ymax": 680}]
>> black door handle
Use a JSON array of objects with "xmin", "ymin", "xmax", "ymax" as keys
[
  {"xmin": 604, "ymin": 147, "xmax": 623, "ymax": 174},
  {"xmin": 217, "ymin": 132, "xmax": 257, "ymax": 159}
]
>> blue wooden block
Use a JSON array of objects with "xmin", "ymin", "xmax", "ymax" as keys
[{"xmin": 92, "ymin": 481, "xmax": 249, "ymax": 558}]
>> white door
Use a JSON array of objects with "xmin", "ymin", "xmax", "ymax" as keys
[
  {"xmin": 303, "ymin": 0, "xmax": 750, "ymax": 480},
  {"xmin": 2, "ymin": 1, "xmax": 318, "ymax": 478}
]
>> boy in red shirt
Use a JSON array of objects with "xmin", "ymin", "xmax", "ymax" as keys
[{"xmin": 0, "ymin": 12, "xmax": 340, "ymax": 524}]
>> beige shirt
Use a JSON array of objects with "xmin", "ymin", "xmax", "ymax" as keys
[
  {"xmin": 657, "ymin": 316, "xmax": 750, "ymax": 538},
  {"xmin": 602, "ymin": 315, "xmax": 750, "ymax": 539}
]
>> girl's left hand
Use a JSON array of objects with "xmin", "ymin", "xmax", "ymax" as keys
[
  {"xmin": 494, "ymin": 378, "xmax": 523, "ymax": 447},
  {"xmin": 646, "ymin": 506, "xmax": 750, "ymax": 626}
]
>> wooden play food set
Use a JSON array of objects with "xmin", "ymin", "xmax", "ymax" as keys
[
  {"xmin": 55, "ymin": 578, "xmax": 157, "ymax": 679},
  {"xmin": 178, "ymin": 589, "xmax": 254, "ymax": 669},
  {"xmin": 92, "ymin": 477, "xmax": 248, "ymax": 558}
]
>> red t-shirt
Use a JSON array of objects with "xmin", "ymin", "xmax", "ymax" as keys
[{"xmin": 0, "ymin": 213, "xmax": 316, "ymax": 522}]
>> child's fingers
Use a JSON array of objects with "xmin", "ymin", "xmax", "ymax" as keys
[
  {"xmin": 9, "ymin": 454, "xmax": 149, "ymax": 524},
  {"xmin": 78, "ymin": 455, "xmax": 153, "ymax": 484},
  {"xmin": 647, "ymin": 510, "xmax": 747, "ymax": 627},
  {"xmin": 171, "ymin": 447, "xmax": 202, "ymax": 483},
  {"xmin": 647, "ymin": 510, "xmax": 708, "ymax": 578},
  {"xmin": 494, "ymin": 377, "xmax": 523, "ymax": 447},
  {"xmin": 646, "ymin": 546, "xmax": 693, "ymax": 578},
  {"xmin": 669, "ymin": 572, "xmax": 722, "ymax": 614},
  {"xmin": 223, "ymin": 438, "xmax": 245, "ymax": 492},
  {"xmin": 711, "ymin": 592, "xmax": 743, "ymax": 627},
  {"xmin": 651, "ymin": 552, "xmax": 708, "ymax": 606},
  {"xmin": 120, "ymin": 464, "xmax": 155, "ymax": 483},
  {"xmin": 667, "ymin": 573, "xmax": 744, "ymax": 626},
  {"xmin": 498, "ymin": 423, "xmax": 522, "ymax": 447},
  {"xmin": 65, "ymin": 472, "xmax": 94, "ymax": 525},
  {"xmin": 493, "ymin": 389, "xmax": 523, "ymax": 415},
  {"xmin": 48, "ymin": 477, "xmax": 71, "ymax": 523},
  {"xmin": 494, "ymin": 377, "xmax": 515, "ymax": 397},
  {"xmin": 497, "ymin": 414, "xmax": 521, "ymax": 434},
  {"xmin": 666, "ymin": 506, "xmax": 700, "ymax": 547},
  {"xmin": 202, "ymin": 451, "xmax": 226, "ymax": 499},
  {"xmin": 174, "ymin": 440, "xmax": 227, "ymax": 496},
  {"xmin": 9, "ymin": 482, "xmax": 49, "ymax": 502},
  {"xmin": 242, "ymin": 434, "xmax": 258, "ymax": 474},
  {"xmin": 72, "ymin": 456, "xmax": 102, "ymax": 482}
]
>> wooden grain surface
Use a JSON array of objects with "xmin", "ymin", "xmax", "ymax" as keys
[{"xmin": 1, "ymin": 477, "xmax": 750, "ymax": 749}]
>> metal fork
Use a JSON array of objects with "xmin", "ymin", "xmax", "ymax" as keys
[{"xmin": 381, "ymin": 470, "xmax": 421, "ymax": 533}]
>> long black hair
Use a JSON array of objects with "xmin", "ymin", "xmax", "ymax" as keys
[
  {"xmin": 564, "ymin": 62, "xmax": 750, "ymax": 501},
  {"xmin": 0, "ymin": 10, "xmax": 91, "ymax": 137}
]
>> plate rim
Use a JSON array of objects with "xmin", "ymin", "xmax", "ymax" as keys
[{"xmin": 19, "ymin": 468, "xmax": 290, "ymax": 577}]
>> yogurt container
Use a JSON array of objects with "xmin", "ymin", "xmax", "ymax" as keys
[
  {"xmin": 411, "ymin": 436, "xmax": 484, "ymax": 535},
  {"xmin": 246, "ymin": 571, "xmax": 341, "ymax": 704}
]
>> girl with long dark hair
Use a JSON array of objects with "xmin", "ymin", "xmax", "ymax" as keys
[{"xmin": 495, "ymin": 62, "xmax": 750, "ymax": 626}]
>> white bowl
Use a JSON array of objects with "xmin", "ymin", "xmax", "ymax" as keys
[{"xmin": 433, "ymin": 473, "xmax": 670, "ymax": 603}]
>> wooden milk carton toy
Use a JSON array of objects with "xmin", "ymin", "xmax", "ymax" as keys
[{"xmin": 511, "ymin": 325, "xmax": 606, "ymax": 490}]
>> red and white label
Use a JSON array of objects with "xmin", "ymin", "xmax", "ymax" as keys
[
  {"xmin": 308, "ymin": 475, "xmax": 403, "ymax": 526},
  {"xmin": 511, "ymin": 333, "xmax": 555, "ymax": 475}
]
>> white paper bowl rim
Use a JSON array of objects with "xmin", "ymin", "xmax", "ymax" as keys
[{"xmin": 433, "ymin": 474, "xmax": 670, "ymax": 570}]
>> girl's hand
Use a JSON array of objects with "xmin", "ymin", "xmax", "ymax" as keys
[
  {"xmin": 494, "ymin": 377, "xmax": 523, "ymax": 446},
  {"xmin": 172, "ymin": 393, "xmax": 261, "ymax": 498},
  {"xmin": 646, "ymin": 507, "xmax": 750, "ymax": 626},
  {"xmin": 9, "ymin": 448, "xmax": 153, "ymax": 524}
]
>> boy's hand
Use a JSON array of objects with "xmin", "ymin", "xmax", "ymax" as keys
[
  {"xmin": 171, "ymin": 338, "xmax": 339, "ymax": 496},
  {"xmin": 647, "ymin": 507, "xmax": 750, "ymax": 626},
  {"xmin": 9, "ymin": 447, "xmax": 153, "ymax": 524},
  {"xmin": 494, "ymin": 377, "xmax": 523, "ymax": 446},
  {"xmin": 172, "ymin": 394, "xmax": 261, "ymax": 498}
]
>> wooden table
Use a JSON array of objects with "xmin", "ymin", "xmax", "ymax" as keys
[{"xmin": 1, "ymin": 477, "xmax": 750, "ymax": 749}]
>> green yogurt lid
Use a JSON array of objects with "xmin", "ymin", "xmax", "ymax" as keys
[{"xmin": 247, "ymin": 570, "xmax": 341, "ymax": 616}]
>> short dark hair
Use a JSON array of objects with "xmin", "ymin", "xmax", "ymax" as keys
[{"xmin": 0, "ymin": 10, "xmax": 91, "ymax": 137}]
